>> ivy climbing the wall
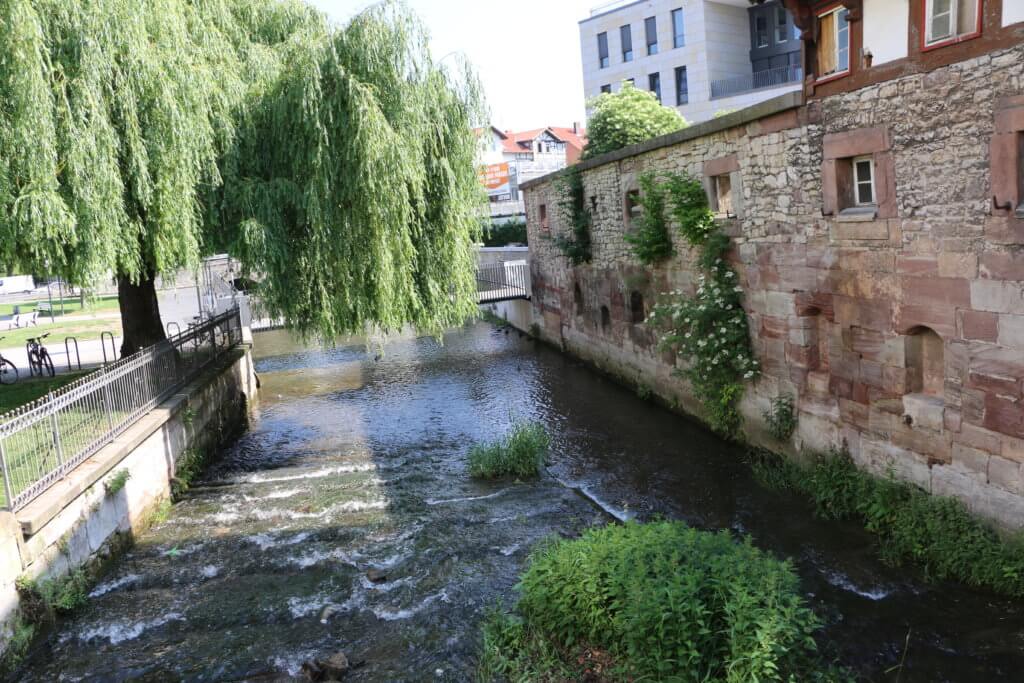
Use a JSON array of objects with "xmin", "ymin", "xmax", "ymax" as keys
[
  {"xmin": 553, "ymin": 167, "xmax": 592, "ymax": 265},
  {"xmin": 645, "ymin": 172, "xmax": 759, "ymax": 437},
  {"xmin": 623, "ymin": 172, "xmax": 674, "ymax": 264}
]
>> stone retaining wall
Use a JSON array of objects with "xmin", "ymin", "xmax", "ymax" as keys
[
  {"xmin": 0, "ymin": 348, "xmax": 257, "ymax": 661},
  {"xmin": 522, "ymin": 43, "xmax": 1024, "ymax": 530}
]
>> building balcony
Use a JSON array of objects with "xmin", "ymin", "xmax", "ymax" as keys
[{"xmin": 709, "ymin": 64, "xmax": 803, "ymax": 100}]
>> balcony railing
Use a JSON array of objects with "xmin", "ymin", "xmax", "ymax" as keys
[{"xmin": 710, "ymin": 65, "xmax": 803, "ymax": 100}]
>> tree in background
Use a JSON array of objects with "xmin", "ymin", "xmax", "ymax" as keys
[
  {"xmin": 482, "ymin": 219, "xmax": 527, "ymax": 247},
  {"xmin": 581, "ymin": 82, "xmax": 688, "ymax": 160},
  {"xmin": 0, "ymin": 0, "xmax": 484, "ymax": 355}
]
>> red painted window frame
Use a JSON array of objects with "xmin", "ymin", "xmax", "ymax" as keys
[
  {"xmin": 920, "ymin": 0, "xmax": 984, "ymax": 53},
  {"xmin": 814, "ymin": 2, "xmax": 852, "ymax": 84}
]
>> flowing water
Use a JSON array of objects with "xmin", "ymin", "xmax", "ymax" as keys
[{"xmin": 13, "ymin": 323, "xmax": 1024, "ymax": 682}]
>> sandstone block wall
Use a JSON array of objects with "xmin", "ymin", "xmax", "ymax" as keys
[{"xmin": 522, "ymin": 43, "xmax": 1024, "ymax": 530}]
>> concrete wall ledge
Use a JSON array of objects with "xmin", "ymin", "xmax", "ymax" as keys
[{"xmin": 14, "ymin": 348, "xmax": 247, "ymax": 538}]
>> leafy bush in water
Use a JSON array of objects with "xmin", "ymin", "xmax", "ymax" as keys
[
  {"xmin": 18, "ymin": 569, "xmax": 90, "ymax": 615},
  {"xmin": 751, "ymin": 447, "xmax": 1024, "ymax": 596},
  {"xmin": 469, "ymin": 422, "xmax": 549, "ymax": 479},
  {"xmin": 480, "ymin": 521, "xmax": 844, "ymax": 682}
]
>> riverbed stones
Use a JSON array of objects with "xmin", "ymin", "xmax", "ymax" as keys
[{"xmin": 300, "ymin": 651, "xmax": 349, "ymax": 681}]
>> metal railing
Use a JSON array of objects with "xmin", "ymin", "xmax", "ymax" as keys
[
  {"xmin": 0, "ymin": 308, "xmax": 243, "ymax": 511},
  {"xmin": 477, "ymin": 261, "xmax": 531, "ymax": 303},
  {"xmin": 710, "ymin": 65, "xmax": 803, "ymax": 100}
]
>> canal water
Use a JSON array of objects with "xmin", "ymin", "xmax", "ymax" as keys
[{"xmin": 13, "ymin": 323, "xmax": 1024, "ymax": 681}]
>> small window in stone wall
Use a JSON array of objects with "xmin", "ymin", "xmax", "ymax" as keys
[
  {"xmin": 574, "ymin": 282, "xmax": 584, "ymax": 316},
  {"xmin": 625, "ymin": 189, "xmax": 641, "ymax": 224},
  {"xmin": 822, "ymin": 127, "xmax": 895, "ymax": 220},
  {"xmin": 629, "ymin": 291, "xmax": 645, "ymax": 324},
  {"xmin": 712, "ymin": 174, "xmax": 734, "ymax": 218},
  {"xmin": 600, "ymin": 305, "xmax": 611, "ymax": 331},
  {"xmin": 590, "ymin": 195, "xmax": 598, "ymax": 213},
  {"xmin": 905, "ymin": 327, "xmax": 945, "ymax": 397},
  {"xmin": 539, "ymin": 203, "xmax": 549, "ymax": 232}
]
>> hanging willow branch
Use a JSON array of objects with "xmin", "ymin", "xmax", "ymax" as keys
[{"xmin": 0, "ymin": 0, "xmax": 485, "ymax": 339}]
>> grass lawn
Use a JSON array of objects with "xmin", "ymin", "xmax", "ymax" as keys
[
  {"xmin": 0, "ymin": 294, "xmax": 120, "ymax": 318},
  {"xmin": 0, "ymin": 318, "xmax": 121, "ymax": 349},
  {"xmin": 0, "ymin": 372, "xmax": 91, "ymax": 415}
]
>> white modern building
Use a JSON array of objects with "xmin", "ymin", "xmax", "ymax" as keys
[{"xmin": 579, "ymin": 0, "xmax": 803, "ymax": 124}]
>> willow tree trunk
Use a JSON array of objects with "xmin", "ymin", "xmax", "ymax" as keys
[{"xmin": 117, "ymin": 272, "xmax": 166, "ymax": 357}]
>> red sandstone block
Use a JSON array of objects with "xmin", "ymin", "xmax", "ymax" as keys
[
  {"xmin": 960, "ymin": 310, "xmax": 999, "ymax": 341},
  {"xmin": 945, "ymin": 408, "xmax": 963, "ymax": 433},
  {"xmin": 794, "ymin": 291, "xmax": 834, "ymax": 319},
  {"xmin": 980, "ymin": 251, "xmax": 1024, "ymax": 280},
  {"xmin": 859, "ymin": 359, "xmax": 885, "ymax": 389},
  {"xmin": 761, "ymin": 316, "xmax": 789, "ymax": 339},
  {"xmin": 897, "ymin": 255, "xmax": 939, "ymax": 276},
  {"xmin": 896, "ymin": 304, "xmax": 956, "ymax": 339},
  {"xmin": 984, "ymin": 394, "xmax": 1024, "ymax": 440},
  {"xmin": 832, "ymin": 295, "xmax": 892, "ymax": 330},
  {"xmin": 900, "ymin": 276, "xmax": 972, "ymax": 308},
  {"xmin": 807, "ymin": 370, "xmax": 831, "ymax": 396},
  {"xmin": 984, "ymin": 216, "xmax": 1024, "ymax": 245},
  {"xmin": 786, "ymin": 342, "xmax": 817, "ymax": 368},
  {"xmin": 823, "ymin": 126, "xmax": 890, "ymax": 160},
  {"xmin": 967, "ymin": 370, "xmax": 1021, "ymax": 398},
  {"xmin": 852, "ymin": 381, "xmax": 870, "ymax": 404},
  {"xmin": 884, "ymin": 365, "xmax": 909, "ymax": 395},
  {"xmin": 839, "ymin": 398, "xmax": 870, "ymax": 429},
  {"xmin": 831, "ymin": 376, "xmax": 854, "ymax": 399},
  {"xmin": 971, "ymin": 345, "xmax": 1024, "ymax": 380}
]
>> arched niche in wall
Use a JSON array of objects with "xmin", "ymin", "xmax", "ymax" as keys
[
  {"xmin": 629, "ymin": 291, "xmax": 645, "ymax": 324},
  {"xmin": 573, "ymin": 281, "xmax": 584, "ymax": 317},
  {"xmin": 600, "ymin": 305, "xmax": 611, "ymax": 332}
]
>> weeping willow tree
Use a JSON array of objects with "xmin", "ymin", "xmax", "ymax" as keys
[{"xmin": 0, "ymin": 0, "xmax": 484, "ymax": 354}]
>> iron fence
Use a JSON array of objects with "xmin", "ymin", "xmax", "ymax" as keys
[
  {"xmin": 477, "ymin": 261, "xmax": 531, "ymax": 303},
  {"xmin": 710, "ymin": 64, "xmax": 803, "ymax": 100},
  {"xmin": 0, "ymin": 308, "xmax": 243, "ymax": 512}
]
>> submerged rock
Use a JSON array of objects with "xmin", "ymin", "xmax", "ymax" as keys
[
  {"xmin": 365, "ymin": 568, "xmax": 388, "ymax": 583},
  {"xmin": 300, "ymin": 651, "xmax": 349, "ymax": 681}
]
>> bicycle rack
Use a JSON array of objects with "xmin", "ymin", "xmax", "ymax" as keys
[
  {"xmin": 64, "ymin": 336, "xmax": 82, "ymax": 372},
  {"xmin": 100, "ymin": 331, "xmax": 118, "ymax": 365},
  {"xmin": 166, "ymin": 321, "xmax": 181, "ymax": 338}
]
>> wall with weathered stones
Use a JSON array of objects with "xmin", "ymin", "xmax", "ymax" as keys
[
  {"xmin": 0, "ymin": 348, "xmax": 257, "ymax": 661},
  {"xmin": 522, "ymin": 43, "xmax": 1024, "ymax": 530}
]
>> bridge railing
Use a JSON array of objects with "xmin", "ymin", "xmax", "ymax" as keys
[
  {"xmin": 477, "ymin": 261, "xmax": 530, "ymax": 303},
  {"xmin": 0, "ymin": 308, "xmax": 243, "ymax": 511}
]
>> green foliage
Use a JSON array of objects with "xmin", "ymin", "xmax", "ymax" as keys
[
  {"xmin": 552, "ymin": 167, "xmax": 592, "ymax": 265},
  {"xmin": 623, "ymin": 172, "xmax": 674, "ymax": 264},
  {"xmin": 483, "ymin": 219, "xmax": 527, "ymax": 247},
  {"xmin": 104, "ymin": 469, "xmax": 131, "ymax": 496},
  {"xmin": 581, "ymin": 83, "xmax": 688, "ymax": 159},
  {"xmin": 645, "ymin": 173, "xmax": 758, "ymax": 437},
  {"xmin": 468, "ymin": 421, "xmax": 550, "ymax": 479},
  {"xmin": 764, "ymin": 394, "xmax": 797, "ymax": 441},
  {"xmin": 752, "ymin": 447, "xmax": 1024, "ymax": 596},
  {"xmin": 636, "ymin": 382, "xmax": 652, "ymax": 401},
  {"xmin": 480, "ymin": 521, "xmax": 845, "ymax": 683},
  {"xmin": 0, "ymin": 0, "xmax": 484, "ymax": 339},
  {"xmin": 0, "ymin": 617, "xmax": 35, "ymax": 673},
  {"xmin": 19, "ymin": 569, "xmax": 90, "ymax": 615},
  {"xmin": 173, "ymin": 447, "xmax": 208, "ymax": 497}
]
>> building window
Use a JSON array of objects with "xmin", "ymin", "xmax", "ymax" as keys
[
  {"xmin": 625, "ymin": 189, "xmax": 642, "ymax": 224},
  {"xmin": 621, "ymin": 24, "xmax": 633, "ymax": 62},
  {"xmin": 600, "ymin": 305, "xmax": 611, "ymax": 331},
  {"xmin": 775, "ymin": 6, "xmax": 788, "ymax": 43},
  {"xmin": 625, "ymin": 78, "xmax": 635, "ymax": 87},
  {"xmin": 629, "ymin": 291, "xmax": 645, "ymax": 324},
  {"xmin": 600, "ymin": 84, "xmax": 612, "ymax": 94},
  {"xmin": 645, "ymin": 16, "xmax": 658, "ymax": 55},
  {"xmin": 853, "ymin": 156, "xmax": 875, "ymax": 206},
  {"xmin": 755, "ymin": 14, "xmax": 769, "ymax": 48},
  {"xmin": 712, "ymin": 175, "xmax": 734, "ymax": 217},
  {"xmin": 648, "ymin": 72, "xmax": 661, "ymax": 102},
  {"xmin": 598, "ymin": 32, "xmax": 609, "ymax": 69},
  {"xmin": 672, "ymin": 8, "xmax": 685, "ymax": 48},
  {"xmin": 674, "ymin": 66, "xmax": 688, "ymax": 105},
  {"xmin": 816, "ymin": 7, "xmax": 849, "ymax": 79},
  {"xmin": 925, "ymin": 0, "xmax": 980, "ymax": 46},
  {"xmin": 539, "ymin": 203, "xmax": 548, "ymax": 232}
]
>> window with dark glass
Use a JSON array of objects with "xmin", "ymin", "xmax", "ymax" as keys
[
  {"xmin": 645, "ymin": 16, "xmax": 658, "ymax": 55},
  {"xmin": 775, "ymin": 6, "xmax": 788, "ymax": 43},
  {"xmin": 598, "ymin": 32, "xmax": 609, "ymax": 68},
  {"xmin": 674, "ymin": 66, "xmax": 688, "ymax": 105},
  {"xmin": 621, "ymin": 24, "xmax": 633, "ymax": 62},
  {"xmin": 672, "ymin": 8, "xmax": 685, "ymax": 48},
  {"xmin": 925, "ymin": 0, "xmax": 980, "ymax": 45},
  {"xmin": 755, "ymin": 15, "xmax": 769, "ymax": 48},
  {"xmin": 600, "ymin": 84, "xmax": 612, "ymax": 94},
  {"xmin": 648, "ymin": 72, "xmax": 661, "ymax": 102}
]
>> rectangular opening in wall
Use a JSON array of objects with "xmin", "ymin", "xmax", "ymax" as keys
[
  {"xmin": 672, "ymin": 8, "xmax": 684, "ymax": 48},
  {"xmin": 675, "ymin": 66, "xmax": 688, "ymax": 105},
  {"xmin": 713, "ymin": 174, "xmax": 733, "ymax": 217},
  {"xmin": 816, "ymin": 7, "xmax": 849, "ymax": 79},
  {"xmin": 648, "ymin": 72, "xmax": 661, "ymax": 102},
  {"xmin": 625, "ymin": 189, "xmax": 642, "ymax": 225},
  {"xmin": 925, "ymin": 0, "xmax": 980, "ymax": 46},
  {"xmin": 539, "ymin": 203, "xmax": 549, "ymax": 232},
  {"xmin": 621, "ymin": 24, "xmax": 633, "ymax": 62},
  {"xmin": 645, "ymin": 16, "xmax": 658, "ymax": 55},
  {"xmin": 853, "ymin": 155, "xmax": 875, "ymax": 206},
  {"xmin": 598, "ymin": 32, "xmax": 609, "ymax": 68}
]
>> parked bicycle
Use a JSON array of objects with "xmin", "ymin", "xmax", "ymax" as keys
[
  {"xmin": 26, "ymin": 333, "xmax": 55, "ymax": 378},
  {"xmin": 0, "ymin": 339, "xmax": 18, "ymax": 385}
]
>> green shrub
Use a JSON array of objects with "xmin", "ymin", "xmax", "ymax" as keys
[
  {"xmin": 0, "ymin": 618, "xmax": 35, "ymax": 673},
  {"xmin": 623, "ymin": 172, "xmax": 674, "ymax": 264},
  {"xmin": 552, "ymin": 167, "xmax": 592, "ymax": 265},
  {"xmin": 468, "ymin": 422, "xmax": 550, "ymax": 479},
  {"xmin": 764, "ymin": 394, "xmax": 797, "ymax": 441},
  {"xmin": 104, "ymin": 468, "xmax": 131, "ymax": 495},
  {"xmin": 480, "ymin": 521, "xmax": 846, "ymax": 682},
  {"xmin": 18, "ymin": 569, "xmax": 90, "ymax": 615},
  {"xmin": 483, "ymin": 219, "xmax": 528, "ymax": 247},
  {"xmin": 752, "ymin": 447, "xmax": 1024, "ymax": 596}
]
